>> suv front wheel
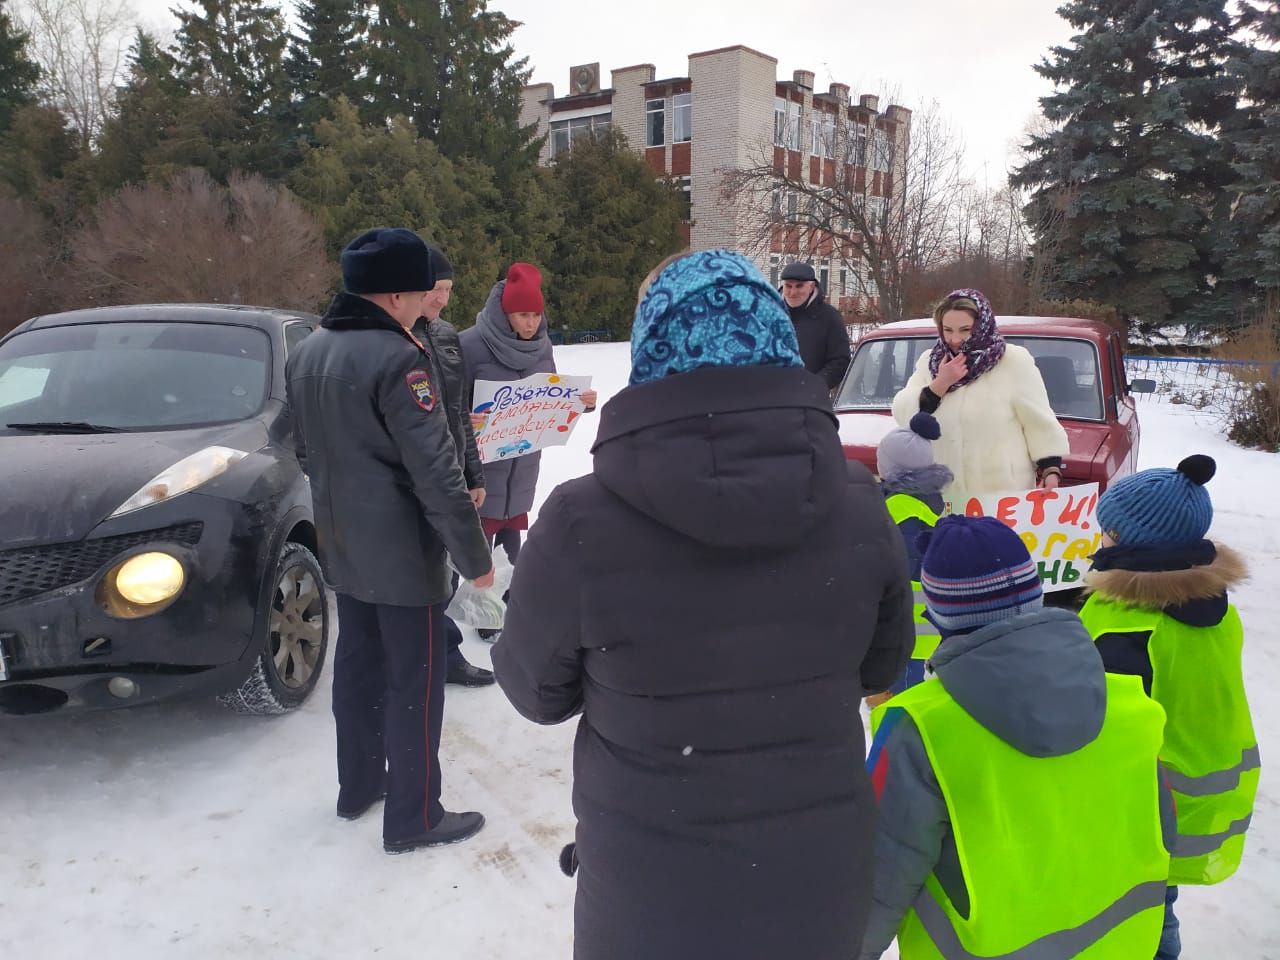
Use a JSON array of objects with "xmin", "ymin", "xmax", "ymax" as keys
[{"xmin": 219, "ymin": 542, "xmax": 330, "ymax": 715}]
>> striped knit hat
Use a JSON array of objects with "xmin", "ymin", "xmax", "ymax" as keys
[{"xmin": 920, "ymin": 516, "xmax": 1044, "ymax": 634}]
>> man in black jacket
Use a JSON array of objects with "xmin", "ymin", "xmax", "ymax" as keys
[
  {"xmin": 286, "ymin": 228, "xmax": 494, "ymax": 854},
  {"xmin": 413, "ymin": 245, "xmax": 494, "ymax": 688},
  {"xmin": 780, "ymin": 261, "xmax": 852, "ymax": 390}
]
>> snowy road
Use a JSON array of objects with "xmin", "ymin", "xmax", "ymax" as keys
[{"xmin": 2, "ymin": 343, "xmax": 1277, "ymax": 958}]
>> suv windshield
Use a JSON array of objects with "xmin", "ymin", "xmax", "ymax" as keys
[
  {"xmin": 836, "ymin": 335, "xmax": 1104, "ymax": 421},
  {"xmin": 0, "ymin": 321, "xmax": 270, "ymax": 432}
]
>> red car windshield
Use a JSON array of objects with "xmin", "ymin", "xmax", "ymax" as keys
[{"xmin": 836, "ymin": 335, "xmax": 1104, "ymax": 421}]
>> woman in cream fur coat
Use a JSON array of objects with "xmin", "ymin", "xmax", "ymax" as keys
[{"xmin": 892, "ymin": 288, "xmax": 1068, "ymax": 497}]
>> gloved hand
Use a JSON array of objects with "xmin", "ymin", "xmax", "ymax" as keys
[{"xmin": 559, "ymin": 842, "xmax": 579, "ymax": 878}]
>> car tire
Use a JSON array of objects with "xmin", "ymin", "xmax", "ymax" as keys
[{"xmin": 219, "ymin": 541, "xmax": 330, "ymax": 715}]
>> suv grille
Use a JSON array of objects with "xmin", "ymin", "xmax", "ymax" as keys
[{"xmin": 0, "ymin": 523, "xmax": 203, "ymax": 607}]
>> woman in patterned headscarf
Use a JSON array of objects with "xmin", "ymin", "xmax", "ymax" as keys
[
  {"xmin": 493, "ymin": 249, "xmax": 914, "ymax": 960},
  {"xmin": 892, "ymin": 288, "xmax": 1068, "ymax": 496}
]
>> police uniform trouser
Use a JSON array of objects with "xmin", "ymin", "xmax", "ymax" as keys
[{"xmin": 333, "ymin": 594, "xmax": 447, "ymax": 841}]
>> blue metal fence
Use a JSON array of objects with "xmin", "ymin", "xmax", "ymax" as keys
[{"xmin": 1123, "ymin": 355, "xmax": 1279, "ymax": 409}]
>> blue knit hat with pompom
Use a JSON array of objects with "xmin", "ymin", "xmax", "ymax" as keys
[{"xmin": 1096, "ymin": 455, "xmax": 1216, "ymax": 546}]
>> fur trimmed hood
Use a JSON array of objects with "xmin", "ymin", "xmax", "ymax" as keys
[
  {"xmin": 1085, "ymin": 542, "xmax": 1248, "ymax": 609},
  {"xmin": 880, "ymin": 464, "xmax": 953, "ymax": 500}
]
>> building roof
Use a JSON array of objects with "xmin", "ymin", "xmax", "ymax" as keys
[{"xmin": 688, "ymin": 44, "xmax": 777, "ymax": 63}]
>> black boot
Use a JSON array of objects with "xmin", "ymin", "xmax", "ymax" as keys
[
  {"xmin": 337, "ymin": 777, "xmax": 387, "ymax": 821},
  {"xmin": 384, "ymin": 811, "xmax": 485, "ymax": 853},
  {"xmin": 446, "ymin": 649, "xmax": 495, "ymax": 687}
]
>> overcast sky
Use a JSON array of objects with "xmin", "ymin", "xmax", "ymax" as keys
[{"xmin": 130, "ymin": 0, "xmax": 1077, "ymax": 185}]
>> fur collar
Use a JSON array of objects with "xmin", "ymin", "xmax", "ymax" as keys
[
  {"xmin": 1085, "ymin": 542, "xmax": 1248, "ymax": 609},
  {"xmin": 880, "ymin": 464, "xmax": 954, "ymax": 500},
  {"xmin": 320, "ymin": 293, "xmax": 425, "ymax": 352}
]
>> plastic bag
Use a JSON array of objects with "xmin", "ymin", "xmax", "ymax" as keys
[{"xmin": 445, "ymin": 551, "xmax": 515, "ymax": 630}]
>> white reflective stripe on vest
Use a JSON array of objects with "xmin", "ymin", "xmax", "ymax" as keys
[
  {"xmin": 912, "ymin": 879, "xmax": 1168, "ymax": 960},
  {"xmin": 912, "ymin": 592, "xmax": 936, "ymax": 634},
  {"xmin": 1163, "ymin": 745, "xmax": 1261, "ymax": 797},
  {"xmin": 1173, "ymin": 813, "xmax": 1253, "ymax": 858}
]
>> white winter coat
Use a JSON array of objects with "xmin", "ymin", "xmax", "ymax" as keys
[{"xmin": 892, "ymin": 344, "xmax": 1068, "ymax": 497}]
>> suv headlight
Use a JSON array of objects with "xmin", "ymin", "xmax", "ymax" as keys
[{"xmin": 111, "ymin": 446, "xmax": 248, "ymax": 518}]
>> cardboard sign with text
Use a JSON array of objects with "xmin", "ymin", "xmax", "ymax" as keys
[
  {"xmin": 472, "ymin": 373, "xmax": 593, "ymax": 464},
  {"xmin": 943, "ymin": 483, "xmax": 1102, "ymax": 593}
]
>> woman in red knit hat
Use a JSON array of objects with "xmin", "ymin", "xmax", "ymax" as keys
[{"xmin": 459, "ymin": 262, "xmax": 597, "ymax": 640}]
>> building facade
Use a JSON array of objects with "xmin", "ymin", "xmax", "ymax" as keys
[{"xmin": 520, "ymin": 46, "xmax": 912, "ymax": 319}]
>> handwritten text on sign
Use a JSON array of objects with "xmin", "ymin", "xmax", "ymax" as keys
[
  {"xmin": 472, "ymin": 373, "xmax": 593, "ymax": 464},
  {"xmin": 944, "ymin": 483, "xmax": 1102, "ymax": 593}
]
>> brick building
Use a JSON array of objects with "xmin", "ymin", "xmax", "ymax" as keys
[{"xmin": 520, "ymin": 45, "xmax": 911, "ymax": 319}]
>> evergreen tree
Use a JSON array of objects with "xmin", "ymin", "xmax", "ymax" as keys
[
  {"xmin": 0, "ymin": 102, "xmax": 89, "ymax": 228},
  {"xmin": 288, "ymin": 97, "xmax": 553, "ymax": 324},
  {"xmin": 365, "ymin": 0, "xmax": 538, "ymax": 179},
  {"xmin": 1222, "ymin": 2, "xmax": 1280, "ymax": 302},
  {"xmin": 170, "ymin": 0, "xmax": 290, "ymax": 177},
  {"xmin": 545, "ymin": 130, "xmax": 686, "ymax": 338},
  {"xmin": 94, "ymin": 30, "xmax": 185, "ymax": 190},
  {"xmin": 284, "ymin": 0, "xmax": 369, "ymax": 137},
  {"xmin": 1013, "ymin": 0, "xmax": 1240, "ymax": 332},
  {"xmin": 0, "ymin": 0, "xmax": 39, "ymax": 133}
]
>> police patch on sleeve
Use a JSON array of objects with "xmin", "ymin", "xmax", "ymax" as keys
[{"xmin": 405, "ymin": 369, "xmax": 436, "ymax": 411}]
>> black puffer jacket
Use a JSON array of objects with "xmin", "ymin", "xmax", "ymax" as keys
[
  {"xmin": 413, "ymin": 316, "xmax": 484, "ymax": 490},
  {"xmin": 789, "ymin": 289, "xmax": 852, "ymax": 388},
  {"xmin": 493, "ymin": 364, "xmax": 913, "ymax": 960},
  {"xmin": 286, "ymin": 294, "xmax": 491, "ymax": 605}
]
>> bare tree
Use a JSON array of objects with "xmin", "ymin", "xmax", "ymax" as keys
[
  {"xmin": 69, "ymin": 168, "xmax": 334, "ymax": 309},
  {"xmin": 723, "ymin": 97, "xmax": 968, "ymax": 324},
  {"xmin": 0, "ymin": 190, "xmax": 53, "ymax": 334},
  {"xmin": 16, "ymin": 0, "xmax": 136, "ymax": 149}
]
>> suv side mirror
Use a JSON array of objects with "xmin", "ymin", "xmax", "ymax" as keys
[{"xmin": 1129, "ymin": 378, "xmax": 1156, "ymax": 395}]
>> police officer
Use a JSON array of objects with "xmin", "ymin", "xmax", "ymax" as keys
[
  {"xmin": 286, "ymin": 228, "xmax": 494, "ymax": 854},
  {"xmin": 413, "ymin": 244, "xmax": 494, "ymax": 687}
]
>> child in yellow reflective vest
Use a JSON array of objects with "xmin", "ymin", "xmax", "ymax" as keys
[
  {"xmin": 1082, "ymin": 455, "xmax": 1258, "ymax": 960},
  {"xmin": 867, "ymin": 412, "xmax": 952, "ymax": 707},
  {"xmin": 861, "ymin": 515, "xmax": 1176, "ymax": 960}
]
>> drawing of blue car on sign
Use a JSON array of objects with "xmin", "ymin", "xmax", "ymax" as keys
[{"xmin": 496, "ymin": 439, "xmax": 533, "ymax": 458}]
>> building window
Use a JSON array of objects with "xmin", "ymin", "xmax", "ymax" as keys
[
  {"xmin": 811, "ymin": 114, "xmax": 835, "ymax": 159},
  {"xmin": 786, "ymin": 190, "xmax": 798, "ymax": 219},
  {"xmin": 840, "ymin": 267, "xmax": 849, "ymax": 297},
  {"xmin": 550, "ymin": 124, "xmax": 570, "ymax": 160},
  {"xmin": 646, "ymin": 98, "xmax": 665, "ymax": 147},
  {"xmin": 862, "ymin": 261, "xmax": 879, "ymax": 298},
  {"xmin": 769, "ymin": 254, "xmax": 781, "ymax": 287},
  {"xmin": 872, "ymin": 129, "xmax": 891, "ymax": 171},
  {"xmin": 853, "ymin": 122, "xmax": 868, "ymax": 166},
  {"xmin": 673, "ymin": 93, "xmax": 692, "ymax": 143},
  {"xmin": 549, "ymin": 113, "xmax": 611, "ymax": 158},
  {"xmin": 770, "ymin": 186, "xmax": 783, "ymax": 221},
  {"xmin": 819, "ymin": 260, "xmax": 830, "ymax": 293},
  {"xmin": 774, "ymin": 97, "xmax": 801, "ymax": 150},
  {"xmin": 867, "ymin": 195, "xmax": 888, "ymax": 233},
  {"xmin": 676, "ymin": 176, "xmax": 692, "ymax": 220}
]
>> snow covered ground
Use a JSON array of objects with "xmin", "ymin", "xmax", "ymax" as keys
[{"xmin": 2, "ymin": 342, "xmax": 1277, "ymax": 958}]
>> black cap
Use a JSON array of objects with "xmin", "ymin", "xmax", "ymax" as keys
[
  {"xmin": 780, "ymin": 261, "xmax": 817, "ymax": 282},
  {"xmin": 427, "ymin": 244, "xmax": 454, "ymax": 281},
  {"xmin": 340, "ymin": 228, "xmax": 435, "ymax": 294}
]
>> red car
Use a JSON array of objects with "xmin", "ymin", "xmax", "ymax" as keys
[{"xmin": 835, "ymin": 316, "xmax": 1154, "ymax": 491}]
